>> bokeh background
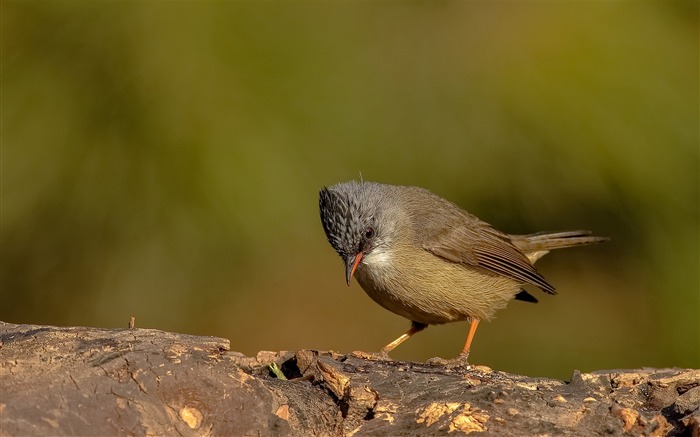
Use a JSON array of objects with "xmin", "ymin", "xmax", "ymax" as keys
[{"xmin": 3, "ymin": 1, "xmax": 698, "ymax": 379}]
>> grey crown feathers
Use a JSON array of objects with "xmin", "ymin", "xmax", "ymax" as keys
[{"xmin": 319, "ymin": 182, "xmax": 380, "ymax": 262}]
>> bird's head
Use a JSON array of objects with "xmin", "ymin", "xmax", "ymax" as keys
[{"xmin": 319, "ymin": 181, "xmax": 391, "ymax": 285}]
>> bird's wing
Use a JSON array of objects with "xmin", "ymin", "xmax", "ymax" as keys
[{"xmin": 414, "ymin": 208, "xmax": 557, "ymax": 294}]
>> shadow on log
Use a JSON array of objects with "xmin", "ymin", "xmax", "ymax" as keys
[{"xmin": 1, "ymin": 321, "xmax": 698, "ymax": 436}]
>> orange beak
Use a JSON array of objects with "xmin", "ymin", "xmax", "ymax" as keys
[{"xmin": 345, "ymin": 253, "xmax": 363, "ymax": 286}]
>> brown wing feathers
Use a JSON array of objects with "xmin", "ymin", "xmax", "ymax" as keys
[
  {"xmin": 406, "ymin": 187, "xmax": 557, "ymax": 295},
  {"xmin": 420, "ymin": 213, "xmax": 556, "ymax": 294},
  {"xmin": 472, "ymin": 246, "xmax": 556, "ymax": 294}
]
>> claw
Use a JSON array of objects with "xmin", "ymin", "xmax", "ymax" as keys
[{"xmin": 426, "ymin": 352, "xmax": 472, "ymax": 369}]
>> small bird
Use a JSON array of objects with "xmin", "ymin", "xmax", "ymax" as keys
[{"xmin": 319, "ymin": 180, "xmax": 608, "ymax": 365}]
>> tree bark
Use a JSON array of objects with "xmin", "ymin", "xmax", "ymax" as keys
[{"xmin": 1, "ymin": 321, "xmax": 697, "ymax": 436}]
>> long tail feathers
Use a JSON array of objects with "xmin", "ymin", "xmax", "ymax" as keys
[{"xmin": 512, "ymin": 230, "xmax": 609, "ymax": 255}]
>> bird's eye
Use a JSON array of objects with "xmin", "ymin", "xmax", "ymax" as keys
[{"xmin": 364, "ymin": 227, "xmax": 375, "ymax": 239}]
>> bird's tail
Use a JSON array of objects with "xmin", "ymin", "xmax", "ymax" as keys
[{"xmin": 511, "ymin": 231, "xmax": 609, "ymax": 263}]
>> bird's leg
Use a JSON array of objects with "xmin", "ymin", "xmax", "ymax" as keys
[
  {"xmin": 456, "ymin": 318, "xmax": 480, "ymax": 362},
  {"xmin": 427, "ymin": 318, "xmax": 480, "ymax": 368},
  {"xmin": 377, "ymin": 321, "xmax": 428, "ymax": 359}
]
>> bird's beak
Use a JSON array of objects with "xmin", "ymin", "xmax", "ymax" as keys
[{"xmin": 345, "ymin": 253, "xmax": 363, "ymax": 286}]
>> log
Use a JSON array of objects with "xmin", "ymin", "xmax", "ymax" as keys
[{"xmin": 1, "ymin": 321, "xmax": 698, "ymax": 436}]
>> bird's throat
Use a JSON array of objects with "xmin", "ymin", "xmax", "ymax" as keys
[{"xmin": 358, "ymin": 247, "xmax": 393, "ymax": 271}]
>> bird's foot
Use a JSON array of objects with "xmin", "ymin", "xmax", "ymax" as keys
[
  {"xmin": 374, "ymin": 348, "xmax": 393, "ymax": 361},
  {"xmin": 349, "ymin": 350, "xmax": 392, "ymax": 361},
  {"xmin": 426, "ymin": 351, "xmax": 471, "ymax": 369}
]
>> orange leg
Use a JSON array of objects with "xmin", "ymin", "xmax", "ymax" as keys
[
  {"xmin": 459, "ymin": 318, "xmax": 480, "ymax": 359},
  {"xmin": 379, "ymin": 321, "xmax": 428, "ymax": 356}
]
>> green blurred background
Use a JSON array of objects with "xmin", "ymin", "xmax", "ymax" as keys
[{"xmin": 2, "ymin": 1, "xmax": 698, "ymax": 379}]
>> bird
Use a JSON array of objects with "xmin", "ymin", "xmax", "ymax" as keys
[{"xmin": 318, "ymin": 180, "xmax": 608, "ymax": 365}]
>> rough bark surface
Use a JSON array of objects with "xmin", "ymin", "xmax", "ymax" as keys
[{"xmin": 1, "ymin": 321, "xmax": 698, "ymax": 436}]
